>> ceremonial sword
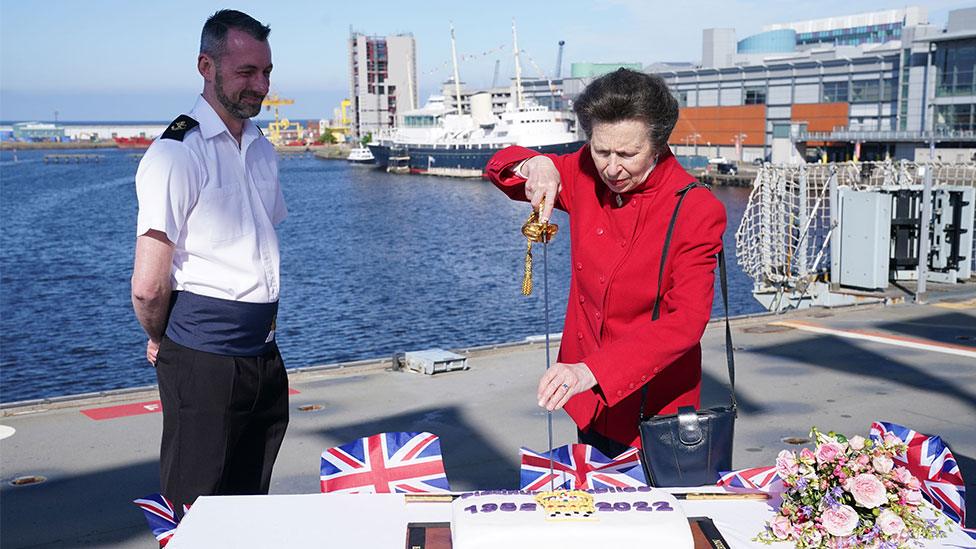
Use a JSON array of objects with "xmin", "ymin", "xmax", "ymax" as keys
[{"xmin": 520, "ymin": 208, "xmax": 558, "ymax": 489}]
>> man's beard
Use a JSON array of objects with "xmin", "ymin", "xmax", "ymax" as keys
[{"xmin": 214, "ymin": 70, "xmax": 264, "ymax": 119}]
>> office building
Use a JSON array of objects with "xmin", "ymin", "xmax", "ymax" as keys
[
  {"xmin": 349, "ymin": 31, "xmax": 418, "ymax": 137},
  {"xmin": 655, "ymin": 7, "xmax": 976, "ymax": 163}
]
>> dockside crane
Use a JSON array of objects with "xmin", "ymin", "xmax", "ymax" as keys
[
  {"xmin": 261, "ymin": 93, "xmax": 302, "ymax": 146},
  {"xmin": 555, "ymin": 40, "xmax": 565, "ymax": 79}
]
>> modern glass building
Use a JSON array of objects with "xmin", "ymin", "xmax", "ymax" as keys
[
  {"xmin": 651, "ymin": 7, "xmax": 976, "ymax": 163},
  {"xmin": 737, "ymin": 29, "xmax": 797, "ymax": 54}
]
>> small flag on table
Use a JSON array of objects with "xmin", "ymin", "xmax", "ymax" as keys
[
  {"xmin": 133, "ymin": 493, "xmax": 180, "ymax": 547},
  {"xmin": 716, "ymin": 466, "xmax": 784, "ymax": 493},
  {"xmin": 320, "ymin": 431, "xmax": 451, "ymax": 494},
  {"xmin": 870, "ymin": 421, "xmax": 969, "ymax": 534},
  {"xmin": 520, "ymin": 443, "xmax": 647, "ymax": 491}
]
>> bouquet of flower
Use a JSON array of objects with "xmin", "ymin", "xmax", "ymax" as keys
[{"xmin": 755, "ymin": 427, "xmax": 949, "ymax": 548}]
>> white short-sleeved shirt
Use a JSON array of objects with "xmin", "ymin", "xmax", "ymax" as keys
[{"xmin": 135, "ymin": 95, "xmax": 288, "ymax": 304}]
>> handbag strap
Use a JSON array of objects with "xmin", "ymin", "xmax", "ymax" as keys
[{"xmin": 638, "ymin": 182, "xmax": 736, "ymax": 422}]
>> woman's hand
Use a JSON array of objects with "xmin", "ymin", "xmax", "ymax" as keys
[
  {"xmin": 537, "ymin": 362, "xmax": 597, "ymax": 411},
  {"xmin": 520, "ymin": 156, "xmax": 562, "ymax": 222}
]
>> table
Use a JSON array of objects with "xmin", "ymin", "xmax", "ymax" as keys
[{"xmin": 167, "ymin": 489, "xmax": 975, "ymax": 548}]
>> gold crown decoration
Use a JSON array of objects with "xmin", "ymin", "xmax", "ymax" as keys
[
  {"xmin": 534, "ymin": 489, "xmax": 596, "ymax": 520},
  {"xmin": 519, "ymin": 209, "xmax": 558, "ymax": 296}
]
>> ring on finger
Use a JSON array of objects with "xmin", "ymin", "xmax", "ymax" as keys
[{"xmin": 561, "ymin": 383, "xmax": 570, "ymax": 390}]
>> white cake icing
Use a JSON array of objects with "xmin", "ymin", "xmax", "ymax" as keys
[{"xmin": 451, "ymin": 487, "xmax": 694, "ymax": 549}]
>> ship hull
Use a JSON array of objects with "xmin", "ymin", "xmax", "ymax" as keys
[{"xmin": 368, "ymin": 141, "xmax": 585, "ymax": 177}]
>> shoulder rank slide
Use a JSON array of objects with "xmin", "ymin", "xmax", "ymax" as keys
[{"xmin": 161, "ymin": 115, "xmax": 199, "ymax": 141}]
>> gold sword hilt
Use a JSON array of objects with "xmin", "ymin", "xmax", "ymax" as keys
[{"xmin": 520, "ymin": 208, "xmax": 558, "ymax": 296}]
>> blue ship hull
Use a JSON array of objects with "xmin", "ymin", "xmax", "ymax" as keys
[{"xmin": 368, "ymin": 141, "xmax": 586, "ymax": 176}]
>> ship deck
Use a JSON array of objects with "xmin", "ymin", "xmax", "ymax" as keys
[{"xmin": 2, "ymin": 287, "xmax": 975, "ymax": 548}]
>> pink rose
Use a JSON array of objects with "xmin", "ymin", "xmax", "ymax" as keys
[
  {"xmin": 893, "ymin": 466, "xmax": 913, "ymax": 485},
  {"xmin": 849, "ymin": 435, "xmax": 866, "ymax": 450},
  {"xmin": 872, "ymin": 455, "xmax": 894, "ymax": 474},
  {"xmin": 816, "ymin": 442, "xmax": 845, "ymax": 464},
  {"xmin": 850, "ymin": 473, "xmax": 888, "ymax": 508},
  {"xmin": 822, "ymin": 504, "xmax": 860, "ymax": 537},
  {"xmin": 906, "ymin": 476, "xmax": 921, "ymax": 491},
  {"xmin": 857, "ymin": 454, "xmax": 871, "ymax": 466},
  {"xmin": 770, "ymin": 514, "xmax": 792, "ymax": 540},
  {"xmin": 884, "ymin": 433, "xmax": 902, "ymax": 446},
  {"xmin": 799, "ymin": 447, "xmax": 816, "ymax": 464},
  {"xmin": 776, "ymin": 450, "xmax": 799, "ymax": 477},
  {"xmin": 904, "ymin": 489, "xmax": 924, "ymax": 506},
  {"xmin": 877, "ymin": 509, "xmax": 905, "ymax": 536}
]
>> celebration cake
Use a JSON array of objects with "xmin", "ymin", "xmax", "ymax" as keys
[{"xmin": 451, "ymin": 487, "xmax": 694, "ymax": 548}]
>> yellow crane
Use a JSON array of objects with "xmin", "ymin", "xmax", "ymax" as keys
[
  {"xmin": 321, "ymin": 99, "xmax": 352, "ymax": 143},
  {"xmin": 261, "ymin": 93, "xmax": 302, "ymax": 146}
]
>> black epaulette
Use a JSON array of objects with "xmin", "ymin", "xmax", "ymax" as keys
[{"xmin": 160, "ymin": 115, "xmax": 199, "ymax": 141}]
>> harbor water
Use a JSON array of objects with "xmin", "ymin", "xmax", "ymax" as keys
[{"xmin": 0, "ymin": 148, "xmax": 761, "ymax": 403}]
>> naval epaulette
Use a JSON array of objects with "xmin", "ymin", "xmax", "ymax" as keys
[{"xmin": 161, "ymin": 115, "xmax": 199, "ymax": 141}]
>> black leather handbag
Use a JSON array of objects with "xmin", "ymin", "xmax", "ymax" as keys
[{"xmin": 638, "ymin": 183, "xmax": 737, "ymax": 487}]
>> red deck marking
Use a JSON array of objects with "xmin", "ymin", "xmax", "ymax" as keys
[
  {"xmin": 82, "ymin": 388, "xmax": 299, "ymax": 420},
  {"xmin": 81, "ymin": 400, "xmax": 162, "ymax": 420}
]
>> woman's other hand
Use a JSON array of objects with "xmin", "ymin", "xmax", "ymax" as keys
[
  {"xmin": 520, "ymin": 156, "xmax": 561, "ymax": 222},
  {"xmin": 537, "ymin": 362, "xmax": 597, "ymax": 411}
]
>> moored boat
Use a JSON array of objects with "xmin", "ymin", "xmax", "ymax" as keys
[
  {"xmin": 367, "ymin": 21, "xmax": 584, "ymax": 177},
  {"xmin": 367, "ymin": 97, "xmax": 584, "ymax": 177},
  {"xmin": 113, "ymin": 136, "xmax": 154, "ymax": 149},
  {"xmin": 346, "ymin": 145, "xmax": 375, "ymax": 164}
]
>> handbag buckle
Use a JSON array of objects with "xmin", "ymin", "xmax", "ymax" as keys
[{"xmin": 677, "ymin": 406, "xmax": 703, "ymax": 446}]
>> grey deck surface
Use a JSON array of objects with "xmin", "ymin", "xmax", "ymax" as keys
[{"xmin": 2, "ymin": 294, "xmax": 974, "ymax": 548}]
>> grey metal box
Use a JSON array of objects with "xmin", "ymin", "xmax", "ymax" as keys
[
  {"xmin": 838, "ymin": 189, "xmax": 892, "ymax": 290},
  {"xmin": 402, "ymin": 349, "xmax": 468, "ymax": 375}
]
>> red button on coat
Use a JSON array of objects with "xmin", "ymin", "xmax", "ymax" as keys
[
  {"xmin": 596, "ymin": 228, "xmax": 604, "ymax": 235},
  {"xmin": 576, "ymin": 262, "xmax": 583, "ymax": 271}
]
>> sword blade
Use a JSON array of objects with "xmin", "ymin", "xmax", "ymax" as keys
[{"xmin": 543, "ymin": 239, "xmax": 554, "ymax": 489}]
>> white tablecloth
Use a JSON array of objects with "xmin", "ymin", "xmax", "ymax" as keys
[{"xmin": 167, "ymin": 488, "xmax": 975, "ymax": 548}]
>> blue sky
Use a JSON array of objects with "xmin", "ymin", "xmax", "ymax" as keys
[{"xmin": 0, "ymin": 0, "xmax": 969, "ymax": 121}]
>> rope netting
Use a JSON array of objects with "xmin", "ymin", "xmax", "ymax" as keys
[{"xmin": 734, "ymin": 160, "xmax": 976, "ymax": 291}]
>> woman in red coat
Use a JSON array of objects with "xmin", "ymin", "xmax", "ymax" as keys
[{"xmin": 485, "ymin": 69, "xmax": 726, "ymax": 457}]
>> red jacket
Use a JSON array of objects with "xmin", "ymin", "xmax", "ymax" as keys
[{"xmin": 486, "ymin": 145, "xmax": 726, "ymax": 448}]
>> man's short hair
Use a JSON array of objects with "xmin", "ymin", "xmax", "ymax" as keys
[{"xmin": 200, "ymin": 10, "xmax": 271, "ymax": 59}]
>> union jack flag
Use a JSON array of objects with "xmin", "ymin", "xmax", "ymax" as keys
[
  {"xmin": 320, "ymin": 432, "xmax": 451, "ymax": 494},
  {"xmin": 132, "ymin": 493, "xmax": 180, "ymax": 547},
  {"xmin": 716, "ymin": 466, "xmax": 785, "ymax": 493},
  {"xmin": 870, "ymin": 421, "xmax": 968, "ymax": 532},
  {"xmin": 520, "ymin": 443, "xmax": 647, "ymax": 491}
]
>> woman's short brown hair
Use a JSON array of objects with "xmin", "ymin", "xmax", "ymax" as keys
[{"xmin": 573, "ymin": 69, "xmax": 679, "ymax": 152}]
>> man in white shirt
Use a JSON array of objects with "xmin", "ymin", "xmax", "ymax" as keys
[{"xmin": 131, "ymin": 9, "xmax": 288, "ymax": 515}]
